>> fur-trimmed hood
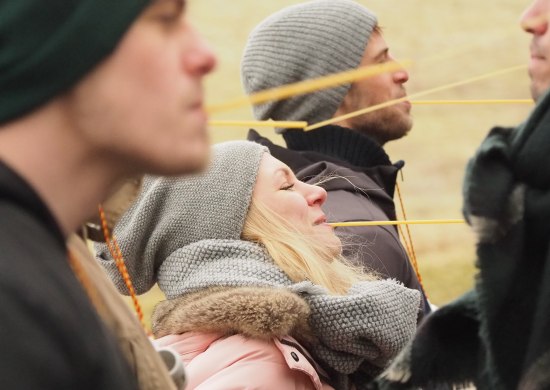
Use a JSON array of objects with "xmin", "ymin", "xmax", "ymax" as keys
[{"xmin": 152, "ymin": 286, "xmax": 315, "ymax": 343}]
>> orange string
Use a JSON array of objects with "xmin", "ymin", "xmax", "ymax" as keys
[
  {"xmin": 395, "ymin": 182, "xmax": 427, "ymax": 296},
  {"xmin": 396, "ymin": 223, "xmax": 413, "ymax": 263},
  {"xmin": 98, "ymin": 205, "xmax": 150, "ymax": 335}
]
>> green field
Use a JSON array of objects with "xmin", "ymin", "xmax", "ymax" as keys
[{"xmin": 132, "ymin": 1, "xmax": 535, "ymax": 321}]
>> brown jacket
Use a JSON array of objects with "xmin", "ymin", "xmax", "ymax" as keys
[{"xmin": 67, "ymin": 235, "xmax": 177, "ymax": 390}]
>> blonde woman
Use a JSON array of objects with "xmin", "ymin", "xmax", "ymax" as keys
[{"xmin": 97, "ymin": 141, "xmax": 421, "ymax": 390}]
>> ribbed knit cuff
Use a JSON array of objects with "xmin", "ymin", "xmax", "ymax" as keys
[{"xmin": 283, "ymin": 125, "xmax": 392, "ymax": 167}]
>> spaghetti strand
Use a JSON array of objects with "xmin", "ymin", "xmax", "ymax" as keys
[{"xmin": 305, "ymin": 64, "xmax": 527, "ymax": 131}]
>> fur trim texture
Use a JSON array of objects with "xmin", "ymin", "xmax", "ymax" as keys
[{"xmin": 152, "ymin": 286, "xmax": 314, "ymax": 343}]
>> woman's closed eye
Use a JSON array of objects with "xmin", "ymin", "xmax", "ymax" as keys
[{"xmin": 280, "ymin": 183, "xmax": 295, "ymax": 191}]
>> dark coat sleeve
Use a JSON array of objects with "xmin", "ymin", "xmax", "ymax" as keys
[
  {"xmin": 371, "ymin": 290, "xmax": 480, "ymax": 389},
  {"xmin": 324, "ymin": 189, "xmax": 431, "ymax": 317}
]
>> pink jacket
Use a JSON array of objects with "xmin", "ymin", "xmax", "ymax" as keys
[
  {"xmin": 155, "ymin": 332, "xmax": 334, "ymax": 390},
  {"xmin": 151, "ymin": 287, "xmax": 336, "ymax": 390}
]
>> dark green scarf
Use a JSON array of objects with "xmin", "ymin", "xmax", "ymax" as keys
[
  {"xmin": 0, "ymin": 0, "xmax": 149, "ymax": 123},
  {"xmin": 372, "ymin": 89, "xmax": 550, "ymax": 389}
]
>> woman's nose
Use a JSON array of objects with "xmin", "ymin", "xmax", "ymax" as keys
[{"xmin": 302, "ymin": 182, "xmax": 327, "ymax": 207}]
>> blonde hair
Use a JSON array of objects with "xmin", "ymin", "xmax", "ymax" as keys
[{"xmin": 241, "ymin": 201, "xmax": 374, "ymax": 295}]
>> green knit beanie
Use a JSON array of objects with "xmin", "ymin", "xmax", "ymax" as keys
[{"xmin": 0, "ymin": 0, "xmax": 150, "ymax": 124}]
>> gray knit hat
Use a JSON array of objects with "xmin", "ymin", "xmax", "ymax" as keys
[
  {"xmin": 95, "ymin": 141, "xmax": 268, "ymax": 295},
  {"xmin": 241, "ymin": 0, "xmax": 377, "ymax": 132}
]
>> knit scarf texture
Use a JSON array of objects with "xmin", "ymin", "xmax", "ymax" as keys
[
  {"xmin": 374, "ymin": 90, "xmax": 550, "ymax": 389},
  {"xmin": 157, "ymin": 239, "xmax": 420, "ymax": 389}
]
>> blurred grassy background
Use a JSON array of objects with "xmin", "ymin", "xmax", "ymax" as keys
[{"xmin": 132, "ymin": 0, "xmax": 534, "ymax": 322}]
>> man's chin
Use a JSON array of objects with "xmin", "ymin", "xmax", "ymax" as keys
[
  {"xmin": 530, "ymin": 76, "xmax": 550, "ymax": 102},
  {"xmin": 532, "ymin": 84, "xmax": 548, "ymax": 102}
]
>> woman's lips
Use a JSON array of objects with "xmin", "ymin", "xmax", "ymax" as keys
[{"xmin": 313, "ymin": 216, "xmax": 327, "ymax": 226}]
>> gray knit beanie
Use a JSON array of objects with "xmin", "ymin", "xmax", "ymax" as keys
[
  {"xmin": 241, "ymin": 0, "xmax": 377, "ymax": 133},
  {"xmin": 95, "ymin": 141, "xmax": 268, "ymax": 295}
]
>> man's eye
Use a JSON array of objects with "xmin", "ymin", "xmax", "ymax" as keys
[
  {"xmin": 157, "ymin": 13, "xmax": 179, "ymax": 23},
  {"xmin": 281, "ymin": 184, "xmax": 295, "ymax": 191},
  {"xmin": 153, "ymin": 0, "xmax": 185, "ymax": 23}
]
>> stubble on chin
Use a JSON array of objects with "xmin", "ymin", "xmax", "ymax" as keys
[
  {"xmin": 531, "ymin": 81, "xmax": 550, "ymax": 102},
  {"xmin": 528, "ymin": 66, "xmax": 550, "ymax": 102}
]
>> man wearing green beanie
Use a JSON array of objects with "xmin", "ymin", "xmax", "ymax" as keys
[{"xmin": 0, "ymin": 0, "xmax": 216, "ymax": 389}]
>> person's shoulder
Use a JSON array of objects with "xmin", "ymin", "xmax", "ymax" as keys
[
  {"xmin": 0, "ymin": 236, "xmax": 137, "ymax": 390},
  {"xmin": 0, "ymin": 202, "xmax": 90, "ymax": 328},
  {"xmin": 297, "ymin": 160, "xmax": 382, "ymax": 189},
  {"xmin": 248, "ymin": 129, "xmax": 311, "ymax": 171},
  {"xmin": 323, "ymin": 186, "xmax": 393, "ymax": 223},
  {"xmin": 207, "ymin": 334, "xmax": 286, "ymax": 362},
  {"xmin": 186, "ymin": 334, "xmax": 321, "ymax": 389}
]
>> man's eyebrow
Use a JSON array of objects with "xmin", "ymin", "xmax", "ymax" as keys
[
  {"xmin": 374, "ymin": 47, "xmax": 389, "ymax": 61},
  {"xmin": 151, "ymin": 0, "xmax": 186, "ymax": 11}
]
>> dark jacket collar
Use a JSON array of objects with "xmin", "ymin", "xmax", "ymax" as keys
[
  {"xmin": 0, "ymin": 160, "xmax": 65, "ymax": 246},
  {"xmin": 282, "ymin": 125, "xmax": 392, "ymax": 168}
]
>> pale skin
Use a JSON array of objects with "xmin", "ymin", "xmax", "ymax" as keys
[
  {"xmin": 521, "ymin": 0, "xmax": 550, "ymax": 101},
  {"xmin": 252, "ymin": 153, "xmax": 342, "ymax": 252},
  {"xmin": 0, "ymin": 0, "xmax": 216, "ymax": 236},
  {"xmin": 333, "ymin": 30, "xmax": 412, "ymax": 145}
]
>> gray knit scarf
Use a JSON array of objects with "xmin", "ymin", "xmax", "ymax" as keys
[{"xmin": 157, "ymin": 238, "xmax": 421, "ymax": 388}]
